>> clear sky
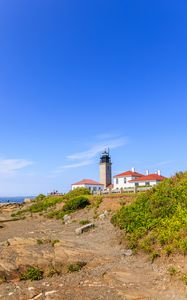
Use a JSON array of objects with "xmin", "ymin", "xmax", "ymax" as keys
[{"xmin": 0, "ymin": 0, "xmax": 187, "ymax": 196}]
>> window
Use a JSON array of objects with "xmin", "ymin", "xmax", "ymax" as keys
[
  {"xmin": 116, "ymin": 178, "xmax": 118, "ymax": 184},
  {"xmin": 124, "ymin": 177, "xmax": 127, "ymax": 184},
  {"xmin": 135, "ymin": 183, "xmax": 139, "ymax": 187},
  {"xmin": 145, "ymin": 182, "xmax": 150, "ymax": 186}
]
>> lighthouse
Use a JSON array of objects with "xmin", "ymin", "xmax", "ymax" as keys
[{"xmin": 99, "ymin": 150, "xmax": 112, "ymax": 188}]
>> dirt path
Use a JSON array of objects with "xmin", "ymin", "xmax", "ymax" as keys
[{"xmin": 0, "ymin": 207, "xmax": 186, "ymax": 299}]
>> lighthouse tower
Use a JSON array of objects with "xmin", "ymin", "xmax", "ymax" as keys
[{"xmin": 99, "ymin": 150, "xmax": 112, "ymax": 188}]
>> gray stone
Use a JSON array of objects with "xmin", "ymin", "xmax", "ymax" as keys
[
  {"xmin": 99, "ymin": 213, "xmax": 106, "ymax": 220},
  {"xmin": 75, "ymin": 223, "xmax": 95, "ymax": 235},
  {"xmin": 63, "ymin": 214, "xmax": 71, "ymax": 223},
  {"xmin": 123, "ymin": 249, "xmax": 133, "ymax": 256},
  {"xmin": 24, "ymin": 198, "xmax": 32, "ymax": 203},
  {"xmin": 99, "ymin": 210, "xmax": 108, "ymax": 219}
]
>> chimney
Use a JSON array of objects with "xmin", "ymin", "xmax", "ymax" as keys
[
  {"xmin": 146, "ymin": 170, "xmax": 149, "ymax": 175},
  {"xmin": 131, "ymin": 167, "xmax": 135, "ymax": 173},
  {"xmin": 157, "ymin": 170, "xmax": 161, "ymax": 176}
]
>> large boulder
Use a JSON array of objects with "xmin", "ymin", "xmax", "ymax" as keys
[{"xmin": 75, "ymin": 223, "xmax": 95, "ymax": 235}]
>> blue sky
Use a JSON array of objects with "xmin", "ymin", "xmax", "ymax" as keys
[{"xmin": 0, "ymin": 0, "xmax": 187, "ymax": 196}]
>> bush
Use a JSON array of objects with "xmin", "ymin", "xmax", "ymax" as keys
[
  {"xmin": 63, "ymin": 196, "xmax": 90, "ymax": 212},
  {"xmin": 28, "ymin": 189, "xmax": 90, "ymax": 214},
  {"xmin": 67, "ymin": 261, "xmax": 87, "ymax": 272},
  {"xmin": 66, "ymin": 188, "xmax": 91, "ymax": 198},
  {"xmin": 20, "ymin": 267, "xmax": 43, "ymax": 281},
  {"xmin": 34, "ymin": 194, "xmax": 46, "ymax": 202},
  {"xmin": 111, "ymin": 172, "xmax": 187, "ymax": 254}
]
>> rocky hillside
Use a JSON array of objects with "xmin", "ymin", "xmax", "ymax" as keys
[{"xmin": 0, "ymin": 188, "xmax": 187, "ymax": 299}]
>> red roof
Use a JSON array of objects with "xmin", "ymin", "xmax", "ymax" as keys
[
  {"xmin": 72, "ymin": 179, "xmax": 104, "ymax": 186},
  {"xmin": 114, "ymin": 170, "xmax": 144, "ymax": 178},
  {"xmin": 129, "ymin": 174, "xmax": 166, "ymax": 183}
]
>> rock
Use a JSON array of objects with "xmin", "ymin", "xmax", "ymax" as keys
[
  {"xmin": 63, "ymin": 214, "xmax": 71, "ymax": 224},
  {"xmin": 24, "ymin": 198, "xmax": 32, "ymax": 203},
  {"xmin": 75, "ymin": 223, "xmax": 95, "ymax": 235},
  {"xmin": 99, "ymin": 213, "xmax": 106, "ymax": 220},
  {"xmin": 7, "ymin": 237, "xmax": 36, "ymax": 246},
  {"xmin": 99, "ymin": 210, "xmax": 108, "ymax": 220},
  {"xmin": 45, "ymin": 290, "xmax": 57, "ymax": 296},
  {"xmin": 123, "ymin": 249, "xmax": 133, "ymax": 256},
  {"xmin": 29, "ymin": 293, "xmax": 43, "ymax": 300}
]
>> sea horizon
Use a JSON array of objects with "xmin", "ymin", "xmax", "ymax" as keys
[{"xmin": 0, "ymin": 196, "xmax": 35, "ymax": 204}]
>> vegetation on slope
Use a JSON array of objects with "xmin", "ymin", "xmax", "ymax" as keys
[
  {"xmin": 30, "ymin": 188, "xmax": 91, "ymax": 213},
  {"xmin": 47, "ymin": 196, "xmax": 90, "ymax": 219},
  {"xmin": 12, "ymin": 188, "xmax": 92, "ymax": 218},
  {"xmin": 111, "ymin": 172, "xmax": 187, "ymax": 256}
]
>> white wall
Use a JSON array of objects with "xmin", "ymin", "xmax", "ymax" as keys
[
  {"xmin": 72, "ymin": 184, "xmax": 104, "ymax": 192},
  {"xmin": 114, "ymin": 177, "xmax": 161, "ymax": 189},
  {"xmin": 114, "ymin": 176, "xmax": 135, "ymax": 189}
]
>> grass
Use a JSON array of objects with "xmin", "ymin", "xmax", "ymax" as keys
[
  {"xmin": 168, "ymin": 266, "xmax": 177, "ymax": 276},
  {"xmin": 28, "ymin": 196, "xmax": 64, "ymax": 213},
  {"xmin": 20, "ymin": 267, "xmax": 43, "ymax": 281},
  {"xmin": 91, "ymin": 196, "xmax": 103, "ymax": 209},
  {"xmin": 79, "ymin": 219, "xmax": 91, "ymax": 225},
  {"xmin": 0, "ymin": 276, "xmax": 6, "ymax": 284},
  {"xmin": 111, "ymin": 172, "xmax": 187, "ymax": 256},
  {"xmin": 67, "ymin": 261, "xmax": 87, "ymax": 272},
  {"xmin": 37, "ymin": 239, "xmax": 44, "ymax": 245},
  {"xmin": 51, "ymin": 239, "xmax": 60, "ymax": 247},
  {"xmin": 182, "ymin": 274, "xmax": 187, "ymax": 284},
  {"xmin": 46, "ymin": 266, "xmax": 61, "ymax": 277}
]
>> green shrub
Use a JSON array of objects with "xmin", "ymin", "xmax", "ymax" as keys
[
  {"xmin": 179, "ymin": 238, "xmax": 187, "ymax": 255},
  {"xmin": 66, "ymin": 188, "xmax": 91, "ymax": 198},
  {"xmin": 164, "ymin": 245, "xmax": 173, "ymax": 256},
  {"xmin": 67, "ymin": 261, "xmax": 87, "ymax": 272},
  {"xmin": 20, "ymin": 267, "xmax": 43, "ymax": 281},
  {"xmin": 111, "ymin": 172, "xmax": 187, "ymax": 254},
  {"xmin": 28, "ymin": 189, "xmax": 90, "ymax": 214},
  {"xmin": 34, "ymin": 194, "xmax": 46, "ymax": 202},
  {"xmin": 63, "ymin": 196, "xmax": 90, "ymax": 212}
]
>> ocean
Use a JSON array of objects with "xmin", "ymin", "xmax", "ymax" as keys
[{"xmin": 0, "ymin": 197, "xmax": 35, "ymax": 204}]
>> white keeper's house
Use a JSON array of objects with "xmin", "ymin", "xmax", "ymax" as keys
[
  {"xmin": 71, "ymin": 179, "xmax": 104, "ymax": 192},
  {"xmin": 114, "ymin": 168, "xmax": 165, "ymax": 190}
]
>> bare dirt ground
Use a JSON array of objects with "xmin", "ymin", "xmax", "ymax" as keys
[{"xmin": 0, "ymin": 200, "xmax": 187, "ymax": 300}]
